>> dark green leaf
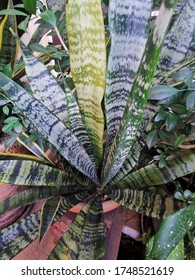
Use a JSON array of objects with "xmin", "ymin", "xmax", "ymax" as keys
[
  {"xmin": 149, "ymin": 85, "xmax": 179, "ymax": 100},
  {"xmin": 155, "ymin": 109, "xmax": 167, "ymax": 122},
  {"xmin": 146, "ymin": 130, "xmax": 159, "ymax": 149},
  {"xmin": 148, "ymin": 201, "xmax": 195, "ymax": 260},
  {"xmin": 40, "ymin": 10, "xmax": 56, "ymax": 27},
  {"xmin": 165, "ymin": 114, "xmax": 178, "ymax": 131},
  {"xmin": 18, "ymin": 16, "xmax": 30, "ymax": 32},
  {"xmin": 171, "ymin": 104, "xmax": 187, "ymax": 114},
  {"xmin": 29, "ymin": 43, "xmax": 48, "ymax": 53},
  {"xmin": 24, "ymin": 0, "xmax": 37, "ymax": 15},
  {"xmin": 186, "ymin": 91, "xmax": 195, "ymax": 110},
  {"xmin": 159, "ymin": 130, "xmax": 175, "ymax": 144},
  {"xmin": 0, "ymin": 9, "xmax": 28, "ymax": 16},
  {"xmin": 173, "ymin": 69, "xmax": 194, "ymax": 87},
  {"xmin": 174, "ymin": 134, "xmax": 186, "ymax": 148},
  {"xmin": 2, "ymin": 63, "xmax": 12, "ymax": 78}
]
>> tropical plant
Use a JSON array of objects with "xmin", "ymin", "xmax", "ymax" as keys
[{"xmin": 0, "ymin": 0, "xmax": 195, "ymax": 260}]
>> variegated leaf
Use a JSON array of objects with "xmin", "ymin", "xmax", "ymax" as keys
[
  {"xmin": 117, "ymin": 150, "xmax": 195, "ymax": 189},
  {"xmin": 0, "ymin": 159, "xmax": 63, "ymax": 186},
  {"xmin": 0, "ymin": 186, "xmax": 59, "ymax": 215},
  {"xmin": 46, "ymin": 0, "xmax": 65, "ymax": 11},
  {"xmin": 156, "ymin": 0, "xmax": 195, "ymax": 74},
  {"xmin": 106, "ymin": 188, "xmax": 185, "ymax": 219},
  {"xmin": 66, "ymin": 0, "xmax": 106, "ymax": 168},
  {"xmin": 39, "ymin": 196, "xmax": 61, "ymax": 241},
  {"xmin": 101, "ymin": 0, "xmax": 179, "ymax": 185},
  {"xmin": 0, "ymin": 212, "xmax": 40, "ymax": 260},
  {"xmin": 104, "ymin": 0, "xmax": 153, "ymax": 150},
  {"xmin": 0, "ymin": 0, "xmax": 17, "ymax": 70},
  {"xmin": 0, "ymin": 73, "xmax": 99, "ymax": 184},
  {"xmin": 49, "ymin": 195, "xmax": 104, "ymax": 260},
  {"xmin": 18, "ymin": 40, "xmax": 68, "ymax": 124}
]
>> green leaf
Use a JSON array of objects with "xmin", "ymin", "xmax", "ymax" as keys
[
  {"xmin": 13, "ymin": 121, "xmax": 23, "ymax": 133},
  {"xmin": 148, "ymin": 201, "xmax": 195, "ymax": 260},
  {"xmin": 174, "ymin": 134, "xmax": 186, "ymax": 148},
  {"xmin": 0, "ymin": 9, "xmax": 28, "ymax": 16},
  {"xmin": 4, "ymin": 116, "xmax": 18, "ymax": 123},
  {"xmin": 155, "ymin": 109, "xmax": 167, "ymax": 121},
  {"xmin": 40, "ymin": 10, "xmax": 56, "ymax": 27},
  {"xmin": 49, "ymin": 196, "xmax": 104, "ymax": 260},
  {"xmin": 2, "ymin": 63, "xmax": 12, "ymax": 78},
  {"xmin": 173, "ymin": 68, "xmax": 194, "ymax": 87},
  {"xmin": 66, "ymin": 0, "xmax": 106, "ymax": 168},
  {"xmin": 146, "ymin": 237, "xmax": 184, "ymax": 260},
  {"xmin": 39, "ymin": 196, "xmax": 61, "ymax": 241},
  {"xmin": 165, "ymin": 114, "xmax": 178, "ymax": 131},
  {"xmin": 4, "ymin": 137, "xmax": 16, "ymax": 148},
  {"xmin": 118, "ymin": 150, "xmax": 195, "ymax": 189},
  {"xmin": 29, "ymin": 43, "xmax": 48, "ymax": 53},
  {"xmin": 0, "ymin": 212, "xmax": 39, "ymax": 260},
  {"xmin": 186, "ymin": 91, "xmax": 195, "ymax": 110},
  {"xmin": 24, "ymin": 0, "xmax": 37, "ymax": 15},
  {"xmin": 159, "ymin": 130, "xmax": 175, "ymax": 144},
  {"xmin": 0, "ymin": 74, "xmax": 99, "ymax": 184},
  {"xmin": 18, "ymin": 16, "xmax": 30, "ymax": 32},
  {"xmin": 146, "ymin": 130, "xmax": 159, "ymax": 149},
  {"xmin": 2, "ymin": 105, "xmax": 9, "ymax": 115},
  {"xmin": 2, "ymin": 122, "xmax": 14, "ymax": 133},
  {"xmin": 149, "ymin": 85, "xmax": 179, "ymax": 100},
  {"xmin": 101, "ymin": 0, "xmax": 178, "ymax": 185}
]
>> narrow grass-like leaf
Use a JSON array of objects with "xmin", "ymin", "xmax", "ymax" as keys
[
  {"xmin": 148, "ymin": 201, "xmax": 195, "ymax": 260},
  {"xmin": 39, "ymin": 196, "xmax": 61, "ymax": 241},
  {"xmin": 0, "ymin": 74, "xmax": 99, "ymax": 184},
  {"xmin": 0, "ymin": 159, "xmax": 63, "ymax": 186},
  {"xmin": 156, "ymin": 0, "xmax": 195, "ymax": 73},
  {"xmin": 104, "ymin": 0, "xmax": 153, "ymax": 150},
  {"xmin": 49, "ymin": 195, "xmax": 104, "ymax": 260},
  {"xmin": 102, "ymin": 0, "xmax": 179, "ymax": 185},
  {"xmin": 117, "ymin": 150, "xmax": 195, "ymax": 189},
  {"xmin": 106, "ymin": 188, "xmax": 185, "ymax": 219},
  {"xmin": 66, "ymin": 0, "xmax": 106, "ymax": 168},
  {"xmin": 0, "ymin": 212, "xmax": 39, "ymax": 260},
  {"xmin": 0, "ymin": 186, "xmax": 59, "ymax": 215}
]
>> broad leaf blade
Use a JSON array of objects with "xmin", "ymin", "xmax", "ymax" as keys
[
  {"xmin": 49, "ymin": 196, "xmax": 104, "ymax": 260},
  {"xmin": 66, "ymin": 0, "xmax": 106, "ymax": 168},
  {"xmin": 102, "ymin": 0, "xmax": 179, "ymax": 185},
  {"xmin": 106, "ymin": 188, "xmax": 184, "ymax": 219},
  {"xmin": 118, "ymin": 150, "xmax": 195, "ymax": 189},
  {"xmin": 148, "ymin": 201, "xmax": 195, "ymax": 260},
  {"xmin": 0, "ymin": 212, "xmax": 39, "ymax": 260},
  {"xmin": 0, "ymin": 159, "xmax": 63, "ymax": 186},
  {"xmin": 39, "ymin": 196, "xmax": 61, "ymax": 241},
  {"xmin": 0, "ymin": 74, "xmax": 99, "ymax": 184},
  {"xmin": 0, "ymin": 186, "xmax": 59, "ymax": 215},
  {"xmin": 104, "ymin": 0, "xmax": 153, "ymax": 150}
]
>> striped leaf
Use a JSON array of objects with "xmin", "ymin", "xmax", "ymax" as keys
[
  {"xmin": 66, "ymin": 0, "xmax": 106, "ymax": 168},
  {"xmin": 0, "ymin": 159, "xmax": 63, "ymax": 186},
  {"xmin": 156, "ymin": 0, "xmax": 195, "ymax": 73},
  {"xmin": 0, "ymin": 73, "xmax": 99, "ymax": 184},
  {"xmin": 0, "ymin": 186, "xmax": 59, "ymax": 215},
  {"xmin": 18, "ymin": 40, "xmax": 68, "ymax": 124},
  {"xmin": 0, "ymin": 212, "xmax": 40, "ymax": 260},
  {"xmin": 101, "ymin": 0, "xmax": 179, "ymax": 185},
  {"xmin": 106, "ymin": 188, "xmax": 185, "ymax": 219},
  {"xmin": 117, "ymin": 150, "xmax": 195, "ymax": 189},
  {"xmin": 104, "ymin": 0, "xmax": 153, "ymax": 150},
  {"xmin": 49, "ymin": 195, "xmax": 104, "ymax": 260},
  {"xmin": 39, "ymin": 196, "xmax": 61, "ymax": 241},
  {"xmin": 108, "ymin": 103, "xmax": 158, "ymax": 186},
  {"xmin": 0, "ymin": 0, "xmax": 17, "ymax": 70},
  {"xmin": 46, "ymin": 0, "xmax": 65, "ymax": 11}
]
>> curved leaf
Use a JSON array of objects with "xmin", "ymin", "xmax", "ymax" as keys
[
  {"xmin": 117, "ymin": 150, "xmax": 195, "ymax": 189},
  {"xmin": 148, "ymin": 201, "xmax": 195, "ymax": 259},
  {"xmin": 104, "ymin": 0, "xmax": 153, "ymax": 151},
  {"xmin": 0, "ymin": 212, "xmax": 40, "ymax": 260},
  {"xmin": 0, "ymin": 73, "xmax": 99, "ymax": 184},
  {"xmin": 102, "ymin": 0, "xmax": 178, "ymax": 185},
  {"xmin": 66, "ymin": 0, "xmax": 106, "ymax": 168},
  {"xmin": 49, "ymin": 195, "xmax": 104, "ymax": 260},
  {"xmin": 106, "ymin": 188, "xmax": 185, "ymax": 219}
]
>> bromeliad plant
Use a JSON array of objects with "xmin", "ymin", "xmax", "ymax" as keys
[{"xmin": 0, "ymin": 0, "xmax": 195, "ymax": 260}]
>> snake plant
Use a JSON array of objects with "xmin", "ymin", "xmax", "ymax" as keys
[{"xmin": 0, "ymin": 0, "xmax": 195, "ymax": 260}]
